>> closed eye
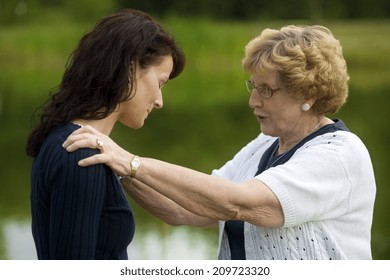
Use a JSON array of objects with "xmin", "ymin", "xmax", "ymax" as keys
[{"xmin": 159, "ymin": 79, "xmax": 168, "ymax": 89}]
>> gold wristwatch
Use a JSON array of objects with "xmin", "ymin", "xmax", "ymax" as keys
[{"xmin": 130, "ymin": 155, "xmax": 141, "ymax": 178}]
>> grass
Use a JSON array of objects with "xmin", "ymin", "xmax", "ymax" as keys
[{"xmin": 1, "ymin": 18, "xmax": 389, "ymax": 108}]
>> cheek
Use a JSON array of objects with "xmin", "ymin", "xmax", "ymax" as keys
[
  {"xmin": 275, "ymin": 110, "xmax": 304, "ymax": 135},
  {"xmin": 136, "ymin": 80, "xmax": 157, "ymax": 103},
  {"xmin": 267, "ymin": 103, "xmax": 296, "ymax": 125},
  {"xmin": 119, "ymin": 96, "xmax": 142, "ymax": 117},
  {"xmin": 133, "ymin": 83, "xmax": 152, "ymax": 104}
]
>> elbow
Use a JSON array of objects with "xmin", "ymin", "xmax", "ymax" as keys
[
  {"xmin": 221, "ymin": 204, "xmax": 241, "ymax": 221},
  {"xmin": 164, "ymin": 218, "xmax": 186, "ymax": 226},
  {"xmin": 162, "ymin": 210, "xmax": 193, "ymax": 226},
  {"xmin": 242, "ymin": 206, "xmax": 285, "ymax": 228},
  {"xmin": 158, "ymin": 212, "xmax": 186, "ymax": 226}
]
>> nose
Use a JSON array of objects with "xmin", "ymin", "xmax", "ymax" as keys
[
  {"xmin": 154, "ymin": 93, "xmax": 163, "ymax": 109},
  {"xmin": 248, "ymin": 91, "xmax": 263, "ymax": 109}
]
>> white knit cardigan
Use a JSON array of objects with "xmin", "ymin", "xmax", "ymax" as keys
[{"xmin": 213, "ymin": 130, "xmax": 376, "ymax": 260}]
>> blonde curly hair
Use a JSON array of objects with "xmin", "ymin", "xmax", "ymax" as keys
[{"xmin": 242, "ymin": 25, "xmax": 349, "ymax": 115}]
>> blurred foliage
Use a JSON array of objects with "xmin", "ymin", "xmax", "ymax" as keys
[
  {"xmin": 121, "ymin": 0, "xmax": 390, "ymax": 20},
  {"xmin": 0, "ymin": 0, "xmax": 117, "ymax": 24},
  {"xmin": 0, "ymin": 0, "xmax": 389, "ymax": 25},
  {"xmin": 0, "ymin": 2, "xmax": 389, "ymax": 259}
]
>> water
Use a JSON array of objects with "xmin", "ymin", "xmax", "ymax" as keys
[
  {"xmin": 1, "ymin": 219, "xmax": 218, "ymax": 260},
  {"xmin": 2, "ymin": 220, "xmax": 36, "ymax": 260}
]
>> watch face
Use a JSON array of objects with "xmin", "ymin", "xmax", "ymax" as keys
[{"xmin": 132, "ymin": 159, "xmax": 140, "ymax": 168}]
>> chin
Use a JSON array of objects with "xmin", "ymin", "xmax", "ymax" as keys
[
  {"xmin": 120, "ymin": 120, "xmax": 144, "ymax": 129},
  {"xmin": 131, "ymin": 122, "xmax": 144, "ymax": 129},
  {"xmin": 260, "ymin": 126, "xmax": 276, "ymax": 137}
]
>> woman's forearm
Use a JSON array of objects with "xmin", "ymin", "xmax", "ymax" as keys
[
  {"xmin": 134, "ymin": 158, "xmax": 246, "ymax": 221},
  {"xmin": 133, "ymin": 157, "xmax": 283, "ymax": 227},
  {"xmin": 122, "ymin": 178, "xmax": 218, "ymax": 227}
]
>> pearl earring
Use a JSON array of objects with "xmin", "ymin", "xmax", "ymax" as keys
[{"xmin": 301, "ymin": 103, "xmax": 311, "ymax": 111}]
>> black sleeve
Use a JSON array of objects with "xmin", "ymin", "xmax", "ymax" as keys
[{"xmin": 48, "ymin": 148, "xmax": 106, "ymax": 259}]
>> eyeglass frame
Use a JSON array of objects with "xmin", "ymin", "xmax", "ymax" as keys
[{"xmin": 245, "ymin": 79, "xmax": 282, "ymax": 99}]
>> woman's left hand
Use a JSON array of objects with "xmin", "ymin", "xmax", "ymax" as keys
[{"xmin": 62, "ymin": 125, "xmax": 133, "ymax": 176}]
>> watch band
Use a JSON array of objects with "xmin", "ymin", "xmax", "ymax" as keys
[{"xmin": 130, "ymin": 155, "xmax": 140, "ymax": 178}]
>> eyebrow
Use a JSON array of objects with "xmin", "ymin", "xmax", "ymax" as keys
[{"xmin": 251, "ymin": 80, "xmax": 272, "ymax": 87}]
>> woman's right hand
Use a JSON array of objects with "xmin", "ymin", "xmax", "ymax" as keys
[{"xmin": 62, "ymin": 125, "xmax": 134, "ymax": 176}]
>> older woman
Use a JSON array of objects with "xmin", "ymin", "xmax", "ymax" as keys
[{"xmin": 63, "ymin": 25, "xmax": 376, "ymax": 260}]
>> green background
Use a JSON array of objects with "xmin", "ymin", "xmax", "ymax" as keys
[{"xmin": 0, "ymin": 0, "xmax": 389, "ymax": 259}]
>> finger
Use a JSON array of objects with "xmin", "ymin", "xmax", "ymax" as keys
[
  {"xmin": 67, "ymin": 130, "xmax": 98, "ymax": 141},
  {"xmin": 63, "ymin": 132, "xmax": 99, "ymax": 148},
  {"xmin": 66, "ymin": 126, "xmax": 102, "ymax": 141},
  {"xmin": 78, "ymin": 154, "xmax": 108, "ymax": 167},
  {"xmin": 65, "ymin": 138, "xmax": 98, "ymax": 152},
  {"xmin": 63, "ymin": 134, "xmax": 81, "ymax": 148},
  {"xmin": 63, "ymin": 133, "xmax": 93, "ymax": 148},
  {"xmin": 68, "ymin": 127, "xmax": 89, "ymax": 137},
  {"xmin": 81, "ymin": 125, "xmax": 103, "ymax": 135}
]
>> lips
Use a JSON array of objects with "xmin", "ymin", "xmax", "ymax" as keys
[
  {"xmin": 254, "ymin": 112, "xmax": 266, "ymax": 122},
  {"xmin": 145, "ymin": 108, "xmax": 151, "ymax": 119}
]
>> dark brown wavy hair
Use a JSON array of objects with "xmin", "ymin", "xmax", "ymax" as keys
[{"xmin": 26, "ymin": 9, "xmax": 185, "ymax": 157}]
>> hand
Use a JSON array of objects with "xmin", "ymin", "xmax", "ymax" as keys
[{"xmin": 62, "ymin": 125, "xmax": 133, "ymax": 176}]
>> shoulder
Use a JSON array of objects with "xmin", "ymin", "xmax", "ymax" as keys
[
  {"xmin": 37, "ymin": 125, "xmax": 114, "ymax": 195},
  {"xmin": 34, "ymin": 123, "xmax": 101, "ymax": 177},
  {"xmin": 294, "ymin": 130, "xmax": 374, "ymax": 182},
  {"xmin": 39, "ymin": 123, "xmax": 80, "ymax": 154},
  {"xmin": 302, "ymin": 130, "xmax": 370, "ymax": 158}
]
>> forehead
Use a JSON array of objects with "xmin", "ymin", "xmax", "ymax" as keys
[
  {"xmin": 251, "ymin": 69, "xmax": 279, "ymax": 85},
  {"xmin": 139, "ymin": 55, "xmax": 173, "ymax": 78},
  {"xmin": 155, "ymin": 55, "xmax": 173, "ymax": 73}
]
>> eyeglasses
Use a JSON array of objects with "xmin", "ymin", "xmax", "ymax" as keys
[{"xmin": 245, "ymin": 80, "xmax": 282, "ymax": 99}]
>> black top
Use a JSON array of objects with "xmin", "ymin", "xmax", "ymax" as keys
[
  {"xmin": 224, "ymin": 119, "xmax": 349, "ymax": 260},
  {"xmin": 30, "ymin": 123, "xmax": 135, "ymax": 259}
]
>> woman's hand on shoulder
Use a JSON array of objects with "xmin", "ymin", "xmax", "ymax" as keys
[{"xmin": 62, "ymin": 125, "xmax": 133, "ymax": 176}]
